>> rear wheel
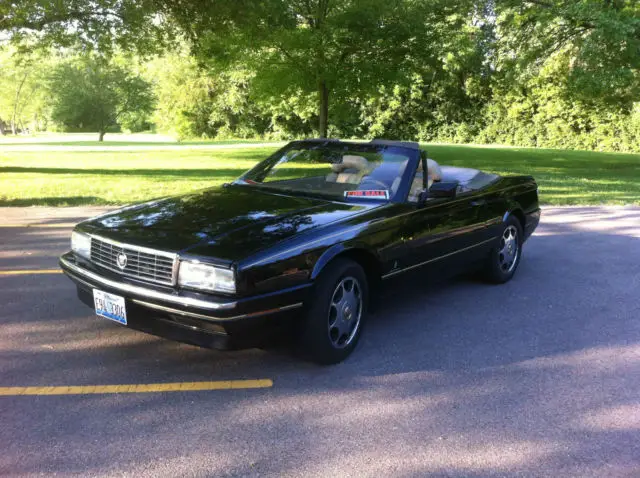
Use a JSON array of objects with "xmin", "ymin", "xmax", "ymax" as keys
[
  {"xmin": 484, "ymin": 216, "xmax": 523, "ymax": 283},
  {"xmin": 298, "ymin": 259, "xmax": 368, "ymax": 365}
]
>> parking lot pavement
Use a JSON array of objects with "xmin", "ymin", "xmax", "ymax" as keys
[{"xmin": 0, "ymin": 206, "xmax": 639, "ymax": 477}]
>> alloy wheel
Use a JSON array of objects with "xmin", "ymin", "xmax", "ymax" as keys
[
  {"xmin": 498, "ymin": 225, "xmax": 519, "ymax": 273},
  {"xmin": 327, "ymin": 276, "xmax": 362, "ymax": 349}
]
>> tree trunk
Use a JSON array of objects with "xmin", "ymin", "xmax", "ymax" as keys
[
  {"xmin": 12, "ymin": 71, "xmax": 29, "ymax": 136},
  {"xmin": 318, "ymin": 79, "xmax": 329, "ymax": 138},
  {"xmin": 98, "ymin": 130, "xmax": 106, "ymax": 142}
]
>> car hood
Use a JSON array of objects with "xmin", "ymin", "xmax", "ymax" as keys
[{"xmin": 79, "ymin": 185, "xmax": 374, "ymax": 262}]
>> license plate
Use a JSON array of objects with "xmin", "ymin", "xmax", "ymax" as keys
[{"xmin": 93, "ymin": 289, "xmax": 127, "ymax": 325}]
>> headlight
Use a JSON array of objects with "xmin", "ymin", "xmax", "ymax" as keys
[
  {"xmin": 178, "ymin": 261, "xmax": 236, "ymax": 294},
  {"xmin": 71, "ymin": 231, "xmax": 91, "ymax": 259}
]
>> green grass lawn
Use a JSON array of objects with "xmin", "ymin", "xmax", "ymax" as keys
[{"xmin": 1, "ymin": 143, "xmax": 639, "ymax": 206}]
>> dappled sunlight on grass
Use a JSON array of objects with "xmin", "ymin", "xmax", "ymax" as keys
[
  {"xmin": 0, "ymin": 148, "xmax": 272, "ymax": 206},
  {"xmin": 1, "ymin": 143, "xmax": 639, "ymax": 205},
  {"xmin": 428, "ymin": 144, "xmax": 640, "ymax": 205}
]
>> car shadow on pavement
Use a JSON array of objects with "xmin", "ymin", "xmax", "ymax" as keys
[{"xmin": 1, "ymin": 211, "xmax": 639, "ymax": 476}]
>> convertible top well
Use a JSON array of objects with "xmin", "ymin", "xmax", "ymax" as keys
[{"xmin": 440, "ymin": 166, "xmax": 499, "ymax": 193}]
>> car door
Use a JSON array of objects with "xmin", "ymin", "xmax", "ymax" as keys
[
  {"xmin": 391, "ymin": 166, "xmax": 496, "ymax": 275},
  {"xmin": 450, "ymin": 189, "xmax": 503, "ymax": 261},
  {"xmin": 404, "ymin": 197, "xmax": 483, "ymax": 269}
]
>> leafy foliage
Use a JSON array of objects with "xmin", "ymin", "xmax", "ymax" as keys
[
  {"xmin": 49, "ymin": 56, "xmax": 155, "ymax": 140},
  {"xmin": 496, "ymin": 0, "xmax": 640, "ymax": 106},
  {"xmin": 161, "ymin": 0, "xmax": 472, "ymax": 137},
  {"xmin": 146, "ymin": 52, "xmax": 272, "ymax": 140},
  {"xmin": 0, "ymin": 0, "xmax": 170, "ymax": 54},
  {"xmin": 0, "ymin": 47, "xmax": 53, "ymax": 134},
  {"xmin": 2, "ymin": 0, "xmax": 640, "ymax": 151}
]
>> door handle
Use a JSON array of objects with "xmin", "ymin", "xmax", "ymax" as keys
[{"xmin": 470, "ymin": 199, "xmax": 487, "ymax": 207}]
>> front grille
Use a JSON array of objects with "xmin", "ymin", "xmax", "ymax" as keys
[{"xmin": 89, "ymin": 236, "xmax": 177, "ymax": 286}]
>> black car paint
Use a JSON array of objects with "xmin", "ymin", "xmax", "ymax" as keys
[
  {"xmin": 61, "ymin": 140, "xmax": 540, "ymax": 349},
  {"xmin": 75, "ymin": 186, "xmax": 374, "ymax": 266}
]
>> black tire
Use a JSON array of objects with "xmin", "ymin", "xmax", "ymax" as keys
[
  {"xmin": 298, "ymin": 258, "xmax": 368, "ymax": 365},
  {"xmin": 484, "ymin": 215, "xmax": 523, "ymax": 284}
]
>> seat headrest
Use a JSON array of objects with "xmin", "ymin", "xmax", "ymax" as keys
[
  {"xmin": 345, "ymin": 154, "xmax": 369, "ymax": 169},
  {"xmin": 427, "ymin": 158, "xmax": 442, "ymax": 182},
  {"xmin": 330, "ymin": 155, "xmax": 369, "ymax": 173},
  {"xmin": 331, "ymin": 162, "xmax": 344, "ymax": 173}
]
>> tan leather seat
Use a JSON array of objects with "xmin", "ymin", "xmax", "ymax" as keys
[
  {"xmin": 326, "ymin": 155, "xmax": 370, "ymax": 184},
  {"xmin": 408, "ymin": 158, "xmax": 443, "ymax": 201},
  {"xmin": 427, "ymin": 158, "xmax": 442, "ymax": 185}
]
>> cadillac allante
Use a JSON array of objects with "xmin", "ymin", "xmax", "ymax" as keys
[{"xmin": 60, "ymin": 139, "xmax": 540, "ymax": 364}]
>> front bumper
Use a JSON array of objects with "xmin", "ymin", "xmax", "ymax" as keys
[{"xmin": 60, "ymin": 252, "xmax": 310, "ymax": 349}]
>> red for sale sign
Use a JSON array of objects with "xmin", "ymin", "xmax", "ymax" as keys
[{"xmin": 344, "ymin": 190, "xmax": 389, "ymax": 199}]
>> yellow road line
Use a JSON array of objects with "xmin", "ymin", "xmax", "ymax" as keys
[
  {"xmin": 0, "ymin": 269, "xmax": 62, "ymax": 275},
  {"xmin": 0, "ymin": 379, "xmax": 273, "ymax": 396},
  {"xmin": 0, "ymin": 223, "xmax": 76, "ymax": 228}
]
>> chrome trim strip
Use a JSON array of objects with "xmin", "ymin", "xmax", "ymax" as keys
[
  {"xmin": 381, "ymin": 237, "xmax": 497, "ymax": 279},
  {"xmin": 131, "ymin": 300, "xmax": 304, "ymax": 322},
  {"xmin": 269, "ymin": 302, "xmax": 304, "ymax": 313},
  {"xmin": 60, "ymin": 256, "xmax": 237, "ymax": 311},
  {"xmin": 132, "ymin": 299, "xmax": 237, "ymax": 320}
]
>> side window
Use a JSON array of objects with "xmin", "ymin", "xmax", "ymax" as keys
[{"xmin": 407, "ymin": 164, "xmax": 424, "ymax": 203}]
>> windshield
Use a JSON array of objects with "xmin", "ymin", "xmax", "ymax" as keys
[{"xmin": 235, "ymin": 142, "xmax": 412, "ymax": 201}]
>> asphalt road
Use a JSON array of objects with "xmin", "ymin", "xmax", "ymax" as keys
[{"xmin": 1, "ymin": 206, "xmax": 639, "ymax": 477}]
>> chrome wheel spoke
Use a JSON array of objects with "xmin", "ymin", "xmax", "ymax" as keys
[
  {"xmin": 332, "ymin": 283, "xmax": 344, "ymax": 305},
  {"xmin": 328, "ymin": 304, "xmax": 338, "ymax": 327},
  {"xmin": 498, "ymin": 225, "xmax": 519, "ymax": 273},
  {"xmin": 327, "ymin": 276, "xmax": 363, "ymax": 349}
]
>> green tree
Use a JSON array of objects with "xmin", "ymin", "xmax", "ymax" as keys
[
  {"xmin": 161, "ymin": 0, "xmax": 470, "ymax": 137},
  {"xmin": 0, "ymin": 47, "xmax": 53, "ymax": 134},
  {"xmin": 359, "ymin": 6, "xmax": 495, "ymax": 142},
  {"xmin": 0, "ymin": 0, "xmax": 168, "ymax": 54},
  {"xmin": 147, "ymin": 52, "xmax": 271, "ymax": 140},
  {"xmin": 495, "ymin": 0, "xmax": 640, "ymax": 106},
  {"xmin": 49, "ymin": 56, "xmax": 155, "ymax": 141},
  {"xmin": 5, "ymin": 0, "xmax": 640, "ymax": 152},
  {"xmin": 148, "ymin": 53, "xmax": 220, "ymax": 140}
]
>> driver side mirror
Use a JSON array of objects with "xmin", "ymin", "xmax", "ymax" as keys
[{"xmin": 428, "ymin": 181, "xmax": 458, "ymax": 199}]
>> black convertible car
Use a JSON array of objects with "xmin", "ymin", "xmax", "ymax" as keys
[{"xmin": 60, "ymin": 139, "xmax": 540, "ymax": 364}]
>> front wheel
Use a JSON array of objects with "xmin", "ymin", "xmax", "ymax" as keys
[
  {"xmin": 484, "ymin": 216, "xmax": 523, "ymax": 284},
  {"xmin": 298, "ymin": 259, "xmax": 368, "ymax": 365}
]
